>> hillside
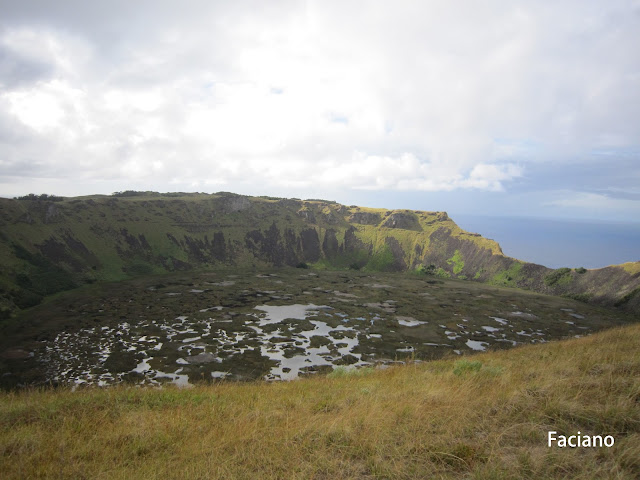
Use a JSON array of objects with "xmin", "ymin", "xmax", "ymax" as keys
[
  {"xmin": 0, "ymin": 191, "xmax": 639, "ymax": 319},
  {"xmin": 1, "ymin": 323, "xmax": 638, "ymax": 479}
]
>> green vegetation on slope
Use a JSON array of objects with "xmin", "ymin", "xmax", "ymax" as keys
[
  {"xmin": 447, "ymin": 249, "xmax": 465, "ymax": 275},
  {"xmin": 1, "ymin": 192, "xmax": 639, "ymax": 319},
  {"xmin": 490, "ymin": 262, "xmax": 523, "ymax": 288},
  {"xmin": 544, "ymin": 267, "xmax": 573, "ymax": 287},
  {"xmin": 365, "ymin": 244, "xmax": 394, "ymax": 271},
  {"xmin": 1, "ymin": 324, "xmax": 638, "ymax": 479}
]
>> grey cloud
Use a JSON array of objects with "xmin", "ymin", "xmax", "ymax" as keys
[
  {"xmin": 512, "ymin": 155, "xmax": 640, "ymax": 198},
  {"xmin": 0, "ymin": 0, "xmax": 638, "ymax": 221},
  {"xmin": 0, "ymin": 44, "xmax": 53, "ymax": 87},
  {"xmin": 593, "ymin": 190, "xmax": 640, "ymax": 202},
  {"xmin": 0, "ymin": 1, "xmax": 298, "ymax": 57}
]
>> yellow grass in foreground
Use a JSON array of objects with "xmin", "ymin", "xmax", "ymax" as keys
[{"xmin": 1, "ymin": 325, "xmax": 639, "ymax": 479}]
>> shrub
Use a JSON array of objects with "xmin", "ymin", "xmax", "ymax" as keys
[
  {"xmin": 16, "ymin": 193, "xmax": 63, "ymax": 202},
  {"xmin": 435, "ymin": 267, "xmax": 451, "ymax": 278},
  {"xmin": 415, "ymin": 264, "xmax": 436, "ymax": 275},
  {"xmin": 575, "ymin": 267, "xmax": 587, "ymax": 274},
  {"xmin": 296, "ymin": 262, "xmax": 309, "ymax": 269},
  {"xmin": 113, "ymin": 191, "xmax": 138, "ymax": 197}
]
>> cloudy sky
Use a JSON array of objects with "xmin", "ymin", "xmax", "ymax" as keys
[{"xmin": 1, "ymin": 0, "xmax": 639, "ymax": 221}]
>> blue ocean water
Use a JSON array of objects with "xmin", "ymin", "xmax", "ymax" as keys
[{"xmin": 453, "ymin": 215, "xmax": 640, "ymax": 269}]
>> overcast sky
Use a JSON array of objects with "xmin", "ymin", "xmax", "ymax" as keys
[{"xmin": 1, "ymin": 0, "xmax": 639, "ymax": 221}]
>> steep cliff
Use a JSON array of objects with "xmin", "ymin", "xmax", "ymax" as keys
[{"xmin": 0, "ymin": 192, "xmax": 638, "ymax": 318}]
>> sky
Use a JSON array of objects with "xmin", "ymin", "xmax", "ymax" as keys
[{"xmin": 1, "ymin": 0, "xmax": 639, "ymax": 221}]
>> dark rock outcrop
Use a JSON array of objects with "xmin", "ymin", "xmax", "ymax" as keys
[
  {"xmin": 381, "ymin": 211, "xmax": 422, "ymax": 231},
  {"xmin": 348, "ymin": 211, "xmax": 381, "ymax": 225}
]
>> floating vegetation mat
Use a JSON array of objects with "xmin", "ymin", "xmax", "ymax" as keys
[{"xmin": 1, "ymin": 269, "xmax": 634, "ymax": 388}]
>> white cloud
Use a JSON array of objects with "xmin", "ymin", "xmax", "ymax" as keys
[
  {"xmin": 0, "ymin": 1, "xmax": 638, "ymax": 203},
  {"xmin": 461, "ymin": 164, "xmax": 524, "ymax": 192},
  {"xmin": 544, "ymin": 191, "xmax": 640, "ymax": 211},
  {"xmin": 6, "ymin": 88, "xmax": 65, "ymax": 131}
]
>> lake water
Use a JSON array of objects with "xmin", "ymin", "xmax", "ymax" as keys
[
  {"xmin": 7, "ymin": 268, "xmax": 632, "ymax": 389},
  {"xmin": 454, "ymin": 215, "xmax": 640, "ymax": 269}
]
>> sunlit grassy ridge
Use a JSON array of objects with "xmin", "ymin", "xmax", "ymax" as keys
[
  {"xmin": 619, "ymin": 262, "xmax": 640, "ymax": 276},
  {"xmin": 2, "ymin": 324, "xmax": 639, "ymax": 479}
]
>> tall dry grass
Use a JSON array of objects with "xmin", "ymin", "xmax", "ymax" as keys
[{"xmin": 1, "ymin": 324, "xmax": 639, "ymax": 479}]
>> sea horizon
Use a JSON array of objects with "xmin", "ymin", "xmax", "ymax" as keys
[{"xmin": 453, "ymin": 214, "xmax": 640, "ymax": 270}]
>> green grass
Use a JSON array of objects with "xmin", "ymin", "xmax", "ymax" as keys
[
  {"xmin": 1, "ymin": 324, "xmax": 639, "ymax": 479},
  {"xmin": 364, "ymin": 244, "xmax": 394, "ymax": 271},
  {"xmin": 447, "ymin": 249, "xmax": 465, "ymax": 275},
  {"xmin": 452, "ymin": 359, "xmax": 482, "ymax": 375},
  {"xmin": 490, "ymin": 262, "xmax": 523, "ymax": 287},
  {"xmin": 544, "ymin": 267, "xmax": 573, "ymax": 287}
]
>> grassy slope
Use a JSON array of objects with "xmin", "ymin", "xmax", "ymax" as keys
[{"xmin": 1, "ymin": 324, "xmax": 638, "ymax": 479}]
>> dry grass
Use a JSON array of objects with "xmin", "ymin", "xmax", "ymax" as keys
[
  {"xmin": 2, "ymin": 324, "xmax": 639, "ymax": 479},
  {"xmin": 619, "ymin": 262, "xmax": 640, "ymax": 276}
]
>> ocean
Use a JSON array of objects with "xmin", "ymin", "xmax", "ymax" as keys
[{"xmin": 453, "ymin": 215, "xmax": 640, "ymax": 269}]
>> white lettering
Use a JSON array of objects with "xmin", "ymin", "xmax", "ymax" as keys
[{"xmin": 547, "ymin": 431, "xmax": 614, "ymax": 448}]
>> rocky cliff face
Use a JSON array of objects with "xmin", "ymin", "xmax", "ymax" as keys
[{"xmin": 0, "ymin": 192, "xmax": 638, "ymax": 318}]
